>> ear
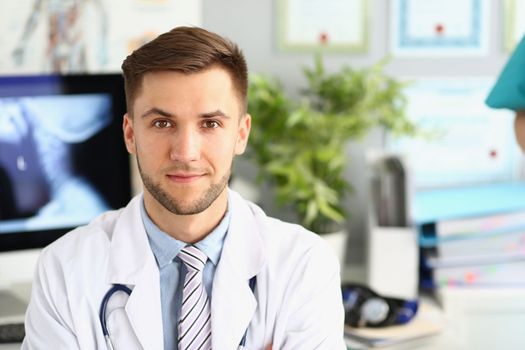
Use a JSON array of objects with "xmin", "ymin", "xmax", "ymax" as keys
[
  {"xmin": 123, "ymin": 113, "xmax": 136, "ymax": 155},
  {"xmin": 235, "ymin": 113, "xmax": 251, "ymax": 155},
  {"xmin": 515, "ymin": 111, "xmax": 525, "ymax": 152}
]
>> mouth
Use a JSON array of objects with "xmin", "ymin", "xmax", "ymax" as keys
[{"xmin": 166, "ymin": 173, "xmax": 205, "ymax": 184}]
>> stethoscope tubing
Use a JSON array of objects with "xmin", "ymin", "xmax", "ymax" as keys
[
  {"xmin": 100, "ymin": 276, "xmax": 255, "ymax": 349},
  {"xmin": 99, "ymin": 284, "xmax": 133, "ymax": 337}
]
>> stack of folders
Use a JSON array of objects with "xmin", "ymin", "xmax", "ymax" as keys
[{"xmin": 413, "ymin": 182, "xmax": 525, "ymax": 289}]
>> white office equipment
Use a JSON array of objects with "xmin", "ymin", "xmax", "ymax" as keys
[{"xmin": 366, "ymin": 152, "xmax": 419, "ymax": 300}]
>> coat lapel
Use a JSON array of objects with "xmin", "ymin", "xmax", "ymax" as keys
[
  {"xmin": 211, "ymin": 190, "xmax": 266, "ymax": 349},
  {"xmin": 105, "ymin": 195, "xmax": 164, "ymax": 350},
  {"xmin": 104, "ymin": 191, "xmax": 266, "ymax": 350},
  {"xmin": 124, "ymin": 259, "xmax": 163, "ymax": 350}
]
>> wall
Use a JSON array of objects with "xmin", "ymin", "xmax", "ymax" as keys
[
  {"xmin": 200, "ymin": 0, "xmax": 513, "ymax": 264},
  {"xmin": 0, "ymin": 0, "xmax": 516, "ymax": 288}
]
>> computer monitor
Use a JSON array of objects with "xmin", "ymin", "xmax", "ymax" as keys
[{"xmin": 0, "ymin": 74, "xmax": 132, "ymax": 252}]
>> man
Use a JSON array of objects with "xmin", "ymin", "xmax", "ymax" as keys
[
  {"xmin": 486, "ymin": 35, "xmax": 525, "ymax": 150},
  {"xmin": 22, "ymin": 27, "xmax": 346, "ymax": 349}
]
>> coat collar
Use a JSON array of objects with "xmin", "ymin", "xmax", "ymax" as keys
[{"xmin": 106, "ymin": 195, "xmax": 152, "ymax": 284}]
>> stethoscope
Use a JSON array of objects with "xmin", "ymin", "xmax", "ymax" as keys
[{"xmin": 99, "ymin": 276, "xmax": 256, "ymax": 350}]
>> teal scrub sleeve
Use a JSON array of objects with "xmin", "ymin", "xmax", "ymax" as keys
[{"xmin": 486, "ymin": 35, "xmax": 525, "ymax": 110}]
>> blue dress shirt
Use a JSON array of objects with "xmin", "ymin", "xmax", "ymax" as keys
[{"xmin": 140, "ymin": 197, "xmax": 230, "ymax": 350}]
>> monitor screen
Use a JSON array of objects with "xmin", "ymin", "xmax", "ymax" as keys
[{"xmin": 0, "ymin": 74, "xmax": 131, "ymax": 251}]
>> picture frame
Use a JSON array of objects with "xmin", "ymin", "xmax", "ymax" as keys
[
  {"xmin": 390, "ymin": 0, "xmax": 489, "ymax": 57},
  {"xmin": 276, "ymin": 0, "xmax": 368, "ymax": 53}
]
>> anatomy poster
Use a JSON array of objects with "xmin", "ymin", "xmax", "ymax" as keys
[{"xmin": 0, "ymin": 0, "xmax": 202, "ymax": 74}]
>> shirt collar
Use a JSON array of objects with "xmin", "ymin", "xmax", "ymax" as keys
[{"xmin": 140, "ymin": 194, "xmax": 231, "ymax": 268}]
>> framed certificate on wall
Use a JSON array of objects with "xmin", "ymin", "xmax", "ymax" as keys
[
  {"xmin": 387, "ymin": 78, "xmax": 522, "ymax": 189},
  {"xmin": 390, "ymin": 0, "xmax": 490, "ymax": 56},
  {"xmin": 276, "ymin": 0, "xmax": 368, "ymax": 53}
]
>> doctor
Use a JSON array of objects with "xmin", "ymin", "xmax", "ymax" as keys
[
  {"xmin": 22, "ymin": 26, "xmax": 346, "ymax": 349},
  {"xmin": 486, "ymin": 35, "xmax": 525, "ymax": 151}
]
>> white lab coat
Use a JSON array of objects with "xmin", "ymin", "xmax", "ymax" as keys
[{"xmin": 22, "ymin": 189, "xmax": 346, "ymax": 349}]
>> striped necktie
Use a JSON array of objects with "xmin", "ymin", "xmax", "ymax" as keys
[{"xmin": 178, "ymin": 245, "xmax": 212, "ymax": 350}]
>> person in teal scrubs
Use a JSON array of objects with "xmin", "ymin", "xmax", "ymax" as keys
[{"xmin": 486, "ymin": 35, "xmax": 525, "ymax": 150}]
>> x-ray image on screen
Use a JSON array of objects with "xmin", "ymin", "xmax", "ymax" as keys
[{"xmin": 0, "ymin": 94, "xmax": 113, "ymax": 233}]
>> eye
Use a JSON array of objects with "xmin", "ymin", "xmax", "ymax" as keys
[
  {"xmin": 153, "ymin": 120, "xmax": 172, "ymax": 129},
  {"xmin": 202, "ymin": 120, "xmax": 220, "ymax": 129}
]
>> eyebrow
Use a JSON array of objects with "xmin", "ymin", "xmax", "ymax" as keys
[
  {"xmin": 140, "ymin": 107, "xmax": 173, "ymax": 119},
  {"xmin": 200, "ymin": 109, "xmax": 231, "ymax": 119},
  {"xmin": 139, "ymin": 108, "xmax": 231, "ymax": 120}
]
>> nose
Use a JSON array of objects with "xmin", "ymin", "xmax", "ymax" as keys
[{"xmin": 169, "ymin": 126, "xmax": 200, "ymax": 163}]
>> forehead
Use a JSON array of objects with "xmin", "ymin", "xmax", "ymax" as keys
[{"xmin": 133, "ymin": 67, "xmax": 238, "ymax": 109}]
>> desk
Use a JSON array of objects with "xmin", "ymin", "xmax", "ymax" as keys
[
  {"xmin": 343, "ymin": 265, "xmax": 525, "ymax": 350},
  {"xmin": 345, "ymin": 287, "xmax": 525, "ymax": 350},
  {"xmin": 0, "ymin": 282, "xmax": 30, "ymax": 350}
]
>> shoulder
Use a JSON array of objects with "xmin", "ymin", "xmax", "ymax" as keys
[
  {"xmin": 232, "ymin": 191, "xmax": 338, "ymax": 272},
  {"xmin": 262, "ymin": 215, "xmax": 339, "ymax": 273},
  {"xmin": 262, "ymin": 214, "xmax": 330, "ymax": 255},
  {"xmin": 36, "ymin": 205, "xmax": 127, "ymax": 278}
]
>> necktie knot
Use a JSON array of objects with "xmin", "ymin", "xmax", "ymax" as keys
[{"xmin": 178, "ymin": 245, "xmax": 207, "ymax": 272}]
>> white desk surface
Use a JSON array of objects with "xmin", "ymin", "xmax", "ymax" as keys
[{"xmin": 0, "ymin": 282, "xmax": 30, "ymax": 350}]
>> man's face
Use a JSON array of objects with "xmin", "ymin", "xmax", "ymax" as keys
[{"xmin": 123, "ymin": 67, "xmax": 250, "ymax": 215}]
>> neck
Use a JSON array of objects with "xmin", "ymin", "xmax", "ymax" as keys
[{"xmin": 143, "ymin": 188, "xmax": 229, "ymax": 244}]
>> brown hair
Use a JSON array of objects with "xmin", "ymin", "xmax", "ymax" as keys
[{"xmin": 121, "ymin": 26, "xmax": 248, "ymax": 114}]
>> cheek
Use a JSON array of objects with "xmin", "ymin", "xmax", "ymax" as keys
[
  {"xmin": 135, "ymin": 135, "xmax": 170, "ymax": 166},
  {"xmin": 204, "ymin": 134, "xmax": 237, "ymax": 161}
]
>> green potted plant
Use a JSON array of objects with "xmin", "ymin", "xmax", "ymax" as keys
[{"xmin": 247, "ymin": 56, "xmax": 417, "ymax": 261}]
